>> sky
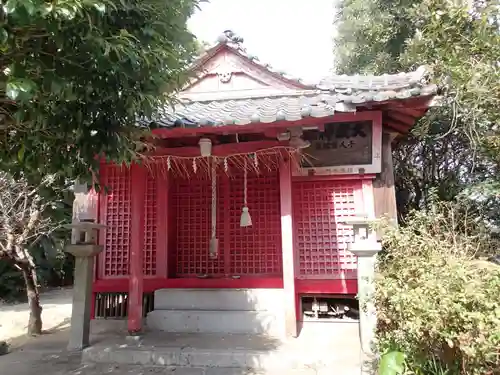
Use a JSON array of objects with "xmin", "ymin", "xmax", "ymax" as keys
[{"xmin": 187, "ymin": 0, "xmax": 335, "ymax": 83}]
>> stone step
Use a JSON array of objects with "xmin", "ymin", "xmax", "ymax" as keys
[
  {"xmin": 202, "ymin": 369, "xmax": 361, "ymax": 375},
  {"xmin": 77, "ymin": 365, "xmax": 362, "ymax": 375},
  {"xmin": 298, "ymin": 320, "xmax": 360, "ymax": 340},
  {"xmin": 146, "ymin": 310, "xmax": 285, "ymax": 336},
  {"xmin": 83, "ymin": 323, "xmax": 362, "ymax": 374},
  {"xmin": 82, "ymin": 340, "xmax": 361, "ymax": 371},
  {"xmin": 153, "ymin": 288, "xmax": 285, "ymax": 312}
]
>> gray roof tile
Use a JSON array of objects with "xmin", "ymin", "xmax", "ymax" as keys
[
  {"xmin": 149, "ymin": 80, "xmax": 437, "ymax": 128},
  {"xmin": 147, "ymin": 31, "xmax": 437, "ymax": 128},
  {"xmin": 317, "ymin": 66, "xmax": 430, "ymax": 92},
  {"xmin": 151, "ymin": 94, "xmax": 334, "ymax": 127}
]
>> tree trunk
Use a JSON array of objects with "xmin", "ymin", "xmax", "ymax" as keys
[{"xmin": 20, "ymin": 265, "xmax": 43, "ymax": 335}]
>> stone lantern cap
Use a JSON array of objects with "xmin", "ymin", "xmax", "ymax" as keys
[
  {"xmin": 339, "ymin": 216, "xmax": 382, "ymax": 257},
  {"xmin": 65, "ymin": 243, "xmax": 104, "ymax": 257},
  {"xmin": 64, "ymin": 222, "xmax": 106, "ymax": 257},
  {"xmin": 346, "ymin": 241, "xmax": 382, "ymax": 258},
  {"xmin": 65, "ymin": 222, "xmax": 106, "ymax": 231},
  {"xmin": 338, "ymin": 215, "xmax": 377, "ymax": 226}
]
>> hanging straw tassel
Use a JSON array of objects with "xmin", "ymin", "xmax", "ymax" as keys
[
  {"xmin": 240, "ymin": 158, "xmax": 252, "ymax": 227},
  {"xmin": 209, "ymin": 161, "xmax": 218, "ymax": 259}
]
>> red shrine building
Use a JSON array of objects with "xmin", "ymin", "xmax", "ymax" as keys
[{"xmin": 90, "ymin": 30, "xmax": 437, "ymax": 338}]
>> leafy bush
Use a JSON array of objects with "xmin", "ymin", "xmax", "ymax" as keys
[
  {"xmin": 0, "ymin": 236, "xmax": 72, "ymax": 302},
  {"xmin": 0, "ymin": 261, "xmax": 26, "ymax": 302},
  {"xmin": 375, "ymin": 203, "xmax": 500, "ymax": 375},
  {"xmin": 0, "ymin": 187, "xmax": 72, "ymax": 302}
]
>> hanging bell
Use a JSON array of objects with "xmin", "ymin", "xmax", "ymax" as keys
[
  {"xmin": 240, "ymin": 206, "xmax": 252, "ymax": 227},
  {"xmin": 209, "ymin": 237, "xmax": 219, "ymax": 259},
  {"xmin": 240, "ymin": 157, "xmax": 252, "ymax": 227}
]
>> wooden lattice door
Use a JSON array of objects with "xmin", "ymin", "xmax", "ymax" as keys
[
  {"xmin": 169, "ymin": 168, "xmax": 282, "ymax": 278},
  {"xmin": 292, "ymin": 179, "xmax": 363, "ymax": 280},
  {"xmin": 98, "ymin": 164, "xmax": 160, "ymax": 279}
]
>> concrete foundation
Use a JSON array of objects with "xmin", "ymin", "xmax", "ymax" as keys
[
  {"xmin": 83, "ymin": 321, "xmax": 361, "ymax": 374},
  {"xmin": 153, "ymin": 288, "xmax": 285, "ymax": 312},
  {"xmin": 147, "ymin": 289, "xmax": 286, "ymax": 337},
  {"xmin": 147, "ymin": 310, "xmax": 284, "ymax": 336}
]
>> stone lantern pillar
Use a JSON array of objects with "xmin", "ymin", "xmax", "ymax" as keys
[
  {"xmin": 66, "ymin": 222, "xmax": 105, "ymax": 350},
  {"xmin": 341, "ymin": 216, "xmax": 382, "ymax": 356},
  {"xmin": 65, "ymin": 181, "xmax": 105, "ymax": 351}
]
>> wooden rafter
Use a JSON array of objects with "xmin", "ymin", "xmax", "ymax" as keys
[
  {"xmin": 384, "ymin": 120, "xmax": 411, "ymax": 133},
  {"xmin": 387, "ymin": 112, "xmax": 417, "ymax": 126},
  {"xmin": 391, "ymin": 107, "xmax": 426, "ymax": 118}
]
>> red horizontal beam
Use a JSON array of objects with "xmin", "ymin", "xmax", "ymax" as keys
[
  {"xmin": 150, "ymin": 140, "xmax": 288, "ymax": 157},
  {"xmin": 150, "ymin": 111, "xmax": 382, "ymax": 139},
  {"xmin": 93, "ymin": 278, "xmax": 356, "ymax": 297},
  {"xmin": 295, "ymin": 279, "xmax": 358, "ymax": 295},
  {"xmin": 162, "ymin": 278, "xmax": 283, "ymax": 289},
  {"xmin": 292, "ymin": 174, "xmax": 376, "ymax": 182},
  {"xmin": 93, "ymin": 279, "xmax": 128, "ymax": 292},
  {"xmin": 93, "ymin": 277, "xmax": 284, "ymax": 292}
]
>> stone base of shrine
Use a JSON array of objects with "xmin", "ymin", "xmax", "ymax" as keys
[
  {"xmin": 146, "ymin": 288, "xmax": 286, "ymax": 337},
  {"xmin": 82, "ymin": 321, "xmax": 362, "ymax": 374}
]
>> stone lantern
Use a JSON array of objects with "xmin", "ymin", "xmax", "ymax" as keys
[
  {"xmin": 65, "ymin": 182, "xmax": 105, "ymax": 351},
  {"xmin": 340, "ymin": 216, "xmax": 382, "ymax": 357}
]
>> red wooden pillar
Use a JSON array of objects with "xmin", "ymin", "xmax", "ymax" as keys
[
  {"xmin": 156, "ymin": 170, "xmax": 169, "ymax": 278},
  {"xmin": 128, "ymin": 163, "xmax": 146, "ymax": 334},
  {"xmin": 280, "ymin": 159, "xmax": 298, "ymax": 337}
]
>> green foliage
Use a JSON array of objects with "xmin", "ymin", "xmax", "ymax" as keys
[
  {"xmin": 0, "ymin": 0, "xmax": 199, "ymax": 180},
  {"xmin": 375, "ymin": 203, "xmax": 500, "ymax": 374},
  {"xmin": 333, "ymin": 0, "xmax": 500, "ymax": 219},
  {"xmin": 0, "ymin": 260, "xmax": 25, "ymax": 301},
  {"xmin": 393, "ymin": 128, "xmax": 496, "ymax": 221},
  {"xmin": 0, "ymin": 233, "xmax": 72, "ymax": 302},
  {"xmin": 403, "ymin": 1, "xmax": 500, "ymax": 140},
  {"xmin": 334, "ymin": 1, "xmax": 500, "ymax": 373},
  {"xmin": 0, "ymin": 232, "xmax": 72, "ymax": 303},
  {"xmin": 0, "ymin": 172, "xmax": 72, "ymax": 302},
  {"xmin": 333, "ymin": 0, "xmax": 415, "ymax": 75},
  {"xmin": 378, "ymin": 351, "xmax": 405, "ymax": 375},
  {"xmin": 0, "ymin": 176, "xmax": 72, "ymax": 301}
]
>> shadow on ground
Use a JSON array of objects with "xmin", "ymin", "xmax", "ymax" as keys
[
  {"xmin": 0, "ymin": 287, "xmax": 80, "ymax": 375},
  {"xmin": 0, "ymin": 288, "xmax": 362, "ymax": 375}
]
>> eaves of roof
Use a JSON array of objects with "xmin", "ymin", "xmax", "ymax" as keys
[
  {"xmin": 147, "ymin": 31, "xmax": 439, "ymax": 134},
  {"xmin": 148, "ymin": 78, "xmax": 438, "ymax": 129}
]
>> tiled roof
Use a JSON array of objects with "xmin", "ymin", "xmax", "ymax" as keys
[
  {"xmin": 152, "ymin": 92, "xmax": 336, "ymax": 127},
  {"xmin": 316, "ymin": 67, "xmax": 437, "ymax": 104},
  {"xmin": 147, "ymin": 31, "xmax": 438, "ymax": 128},
  {"xmin": 317, "ymin": 65, "xmax": 431, "ymax": 92},
  {"xmin": 150, "ymin": 79, "xmax": 437, "ymax": 128}
]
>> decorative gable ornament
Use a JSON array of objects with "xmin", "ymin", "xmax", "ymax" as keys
[
  {"xmin": 179, "ymin": 29, "xmax": 310, "ymax": 101},
  {"xmin": 218, "ymin": 29, "xmax": 245, "ymax": 49},
  {"xmin": 217, "ymin": 70, "xmax": 232, "ymax": 83}
]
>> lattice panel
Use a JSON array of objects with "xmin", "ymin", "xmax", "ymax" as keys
[
  {"xmin": 143, "ymin": 168, "xmax": 157, "ymax": 276},
  {"xmin": 293, "ymin": 180, "xmax": 361, "ymax": 279},
  {"xmin": 171, "ymin": 174, "xmax": 226, "ymax": 276},
  {"xmin": 102, "ymin": 165, "xmax": 131, "ymax": 277},
  {"xmin": 228, "ymin": 168, "xmax": 282, "ymax": 276}
]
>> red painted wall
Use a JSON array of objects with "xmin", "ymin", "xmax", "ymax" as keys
[{"xmin": 94, "ymin": 161, "xmax": 371, "ymax": 295}]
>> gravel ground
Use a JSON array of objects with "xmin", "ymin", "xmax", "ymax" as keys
[
  {"xmin": 0, "ymin": 289, "xmax": 350, "ymax": 375},
  {"xmin": 0, "ymin": 287, "xmax": 73, "ymax": 347}
]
